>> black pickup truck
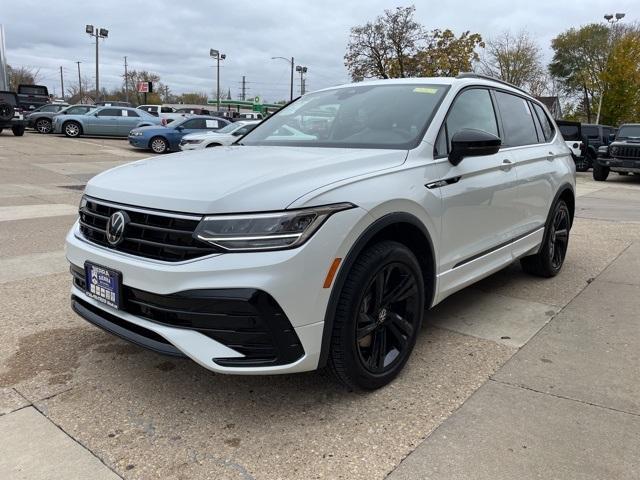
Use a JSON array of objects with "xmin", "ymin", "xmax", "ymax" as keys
[
  {"xmin": 594, "ymin": 124, "xmax": 640, "ymax": 181},
  {"xmin": 17, "ymin": 84, "xmax": 50, "ymax": 111}
]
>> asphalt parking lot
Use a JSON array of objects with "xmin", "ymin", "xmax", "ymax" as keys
[{"xmin": 1, "ymin": 132, "xmax": 639, "ymax": 479}]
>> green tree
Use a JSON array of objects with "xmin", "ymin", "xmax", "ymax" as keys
[
  {"xmin": 549, "ymin": 24, "xmax": 610, "ymax": 122},
  {"xmin": 600, "ymin": 31, "xmax": 640, "ymax": 125},
  {"xmin": 344, "ymin": 5, "xmax": 483, "ymax": 81},
  {"xmin": 124, "ymin": 70, "xmax": 165, "ymax": 105},
  {"xmin": 415, "ymin": 29, "xmax": 484, "ymax": 77}
]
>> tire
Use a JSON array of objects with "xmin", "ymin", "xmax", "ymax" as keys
[
  {"xmin": 0, "ymin": 102, "xmax": 13, "ymax": 121},
  {"xmin": 11, "ymin": 125, "xmax": 25, "ymax": 136},
  {"xmin": 520, "ymin": 200, "xmax": 570, "ymax": 278},
  {"xmin": 593, "ymin": 162, "xmax": 609, "ymax": 181},
  {"xmin": 327, "ymin": 240, "xmax": 425, "ymax": 390},
  {"xmin": 35, "ymin": 118, "xmax": 52, "ymax": 134},
  {"xmin": 63, "ymin": 121, "xmax": 82, "ymax": 138},
  {"xmin": 149, "ymin": 136, "xmax": 168, "ymax": 154}
]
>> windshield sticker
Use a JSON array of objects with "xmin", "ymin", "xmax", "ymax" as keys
[
  {"xmin": 413, "ymin": 87, "xmax": 438, "ymax": 94},
  {"xmin": 205, "ymin": 120, "xmax": 219, "ymax": 128}
]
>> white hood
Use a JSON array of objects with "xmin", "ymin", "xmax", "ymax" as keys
[{"xmin": 85, "ymin": 145, "xmax": 407, "ymax": 213}]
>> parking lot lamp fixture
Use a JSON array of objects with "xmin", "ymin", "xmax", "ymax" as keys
[
  {"xmin": 296, "ymin": 65, "xmax": 308, "ymax": 95},
  {"xmin": 210, "ymin": 49, "xmax": 226, "ymax": 111},
  {"xmin": 85, "ymin": 25, "xmax": 108, "ymax": 101},
  {"xmin": 596, "ymin": 12, "xmax": 625, "ymax": 124},
  {"xmin": 271, "ymin": 56, "xmax": 294, "ymax": 101}
]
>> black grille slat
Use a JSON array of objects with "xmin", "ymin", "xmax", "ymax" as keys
[{"xmin": 78, "ymin": 199, "xmax": 220, "ymax": 262}]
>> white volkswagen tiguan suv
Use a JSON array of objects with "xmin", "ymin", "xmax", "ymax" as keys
[{"xmin": 66, "ymin": 74, "xmax": 575, "ymax": 390}]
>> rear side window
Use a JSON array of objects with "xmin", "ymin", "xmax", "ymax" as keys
[
  {"xmin": 532, "ymin": 103, "xmax": 555, "ymax": 142},
  {"xmin": 558, "ymin": 125, "xmax": 580, "ymax": 141},
  {"xmin": 161, "ymin": 107, "xmax": 174, "ymax": 113},
  {"xmin": 583, "ymin": 126, "xmax": 598, "ymax": 139},
  {"xmin": 123, "ymin": 109, "xmax": 139, "ymax": 117},
  {"xmin": 495, "ymin": 92, "xmax": 538, "ymax": 147},
  {"xmin": 97, "ymin": 108, "xmax": 122, "ymax": 117},
  {"xmin": 445, "ymin": 88, "xmax": 498, "ymax": 150}
]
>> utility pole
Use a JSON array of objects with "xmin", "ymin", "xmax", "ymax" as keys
[
  {"xmin": 241, "ymin": 75, "xmax": 246, "ymax": 101},
  {"xmin": 123, "ymin": 56, "xmax": 129, "ymax": 103},
  {"xmin": 59, "ymin": 66, "xmax": 65, "ymax": 100},
  {"xmin": 76, "ymin": 61, "xmax": 82, "ymax": 100}
]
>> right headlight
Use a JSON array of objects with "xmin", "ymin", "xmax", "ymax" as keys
[
  {"xmin": 610, "ymin": 146, "xmax": 619, "ymax": 156},
  {"xmin": 193, "ymin": 203, "xmax": 356, "ymax": 251}
]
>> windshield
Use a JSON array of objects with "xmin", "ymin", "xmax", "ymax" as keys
[
  {"xmin": 240, "ymin": 84, "xmax": 449, "ymax": 149},
  {"xmin": 617, "ymin": 125, "xmax": 640, "ymax": 139}
]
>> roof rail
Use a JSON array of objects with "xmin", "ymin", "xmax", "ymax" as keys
[{"xmin": 455, "ymin": 73, "xmax": 530, "ymax": 95}]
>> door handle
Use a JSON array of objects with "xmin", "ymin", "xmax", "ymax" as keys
[
  {"xmin": 500, "ymin": 159, "xmax": 513, "ymax": 171},
  {"xmin": 547, "ymin": 151, "xmax": 555, "ymax": 161}
]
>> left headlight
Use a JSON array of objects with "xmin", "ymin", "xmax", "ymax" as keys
[
  {"xmin": 129, "ymin": 131, "xmax": 143, "ymax": 136},
  {"xmin": 194, "ymin": 203, "xmax": 356, "ymax": 251}
]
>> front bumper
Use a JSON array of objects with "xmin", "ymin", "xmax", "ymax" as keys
[
  {"xmin": 65, "ymin": 206, "xmax": 366, "ymax": 374},
  {"xmin": 598, "ymin": 157, "xmax": 640, "ymax": 172},
  {"xmin": 179, "ymin": 142, "xmax": 203, "ymax": 151},
  {"xmin": 128, "ymin": 136, "xmax": 148, "ymax": 149}
]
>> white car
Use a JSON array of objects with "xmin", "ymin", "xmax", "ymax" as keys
[
  {"xmin": 136, "ymin": 105, "xmax": 185, "ymax": 124},
  {"xmin": 179, "ymin": 120, "xmax": 260, "ymax": 150},
  {"xmin": 66, "ymin": 74, "xmax": 575, "ymax": 390}
]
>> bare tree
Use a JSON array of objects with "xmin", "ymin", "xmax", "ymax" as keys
[
  {"xmin": 480, "ymin": 31, "xmax": 545, "ymax": 90},
  {"xmin": 7, "ymin": 65, "xmax": 41, "ymax": 91}
]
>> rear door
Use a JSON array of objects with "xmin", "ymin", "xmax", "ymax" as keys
[
  {"xmin": 496, "ymin": 93, "xmax": 561, "ymax": 252},
  {"xmin": 118, "ymin": 109, "xmax": 140, "ymax": 136},
  {"xmin": 435, "ymin": 87, "xmax": 521, "ymax": 279},
  {"xmin": 91, "ymin": 108, "xmax": 122, "ymax": 135}
]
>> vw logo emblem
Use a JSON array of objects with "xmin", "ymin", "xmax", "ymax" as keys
[{"xmin": 105, "ymin": 211, "xmax": 129, "ymax": 246}]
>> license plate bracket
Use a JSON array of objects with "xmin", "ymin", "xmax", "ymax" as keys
[{"xmin": 84, "ymin": 262, "xmax": 122, "ymax": 309}]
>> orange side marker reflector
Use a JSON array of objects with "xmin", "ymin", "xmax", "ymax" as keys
[{"xmin": 323, "ymin": 258, "xmax": 342, "ymax": 288}]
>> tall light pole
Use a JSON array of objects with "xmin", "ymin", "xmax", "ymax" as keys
[
  {"xmin": 76, "ymin": 61, "xmax": 82, "ymax": 100},
  {"xmin": 85, "ymin": 25, "xmax": 108, "ymax": 101},
  {"xmin": 596, "ymin": 12, "xmax": 625, "ymax": 124},
  {"xmin": 271, "ymin": 56, "xmax": 295, "ymax": 101},
  {"xmin": 296, "ymin": 65, "xmax": 308, "ymax": 95},
  {"xmin": 210, "ymin": 49, "xmax": 226, "ymax": 111},
  {"xmin": 59, "ymin": 66, "xmax": 65, "ymax": 101}
]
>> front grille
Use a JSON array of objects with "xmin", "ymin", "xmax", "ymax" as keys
[
  {"xmin": 79, "ymin": 197, "xmax": 220, "ymax": 262},
  {"xmin": 71, "ymin": 265, "xmax": 304, "ymax": 367},
  {"xmin": 615, "ymin": 145, "xmax": 640, "ymax": 159}
]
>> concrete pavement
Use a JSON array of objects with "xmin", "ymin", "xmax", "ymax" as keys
[{"xmin": 1, "ymin": 131, "xmax": 639, "ymax": 479}]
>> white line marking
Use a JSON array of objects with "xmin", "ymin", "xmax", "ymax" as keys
[{"xmin": 0, "ymin": 204, "xmax": 78, "ymax": 222}]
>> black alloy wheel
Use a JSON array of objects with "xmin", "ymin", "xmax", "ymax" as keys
[
  {"xmin": 355, "ymin": 262, "xmax": 420, "ymax": 374},
  {"xmin": 328, "ymin": 241, "xmax": 425, "ymax": 390},
  {"xmin": 521, "ymin": 200, "xmax": 571, "ymax": 277}
]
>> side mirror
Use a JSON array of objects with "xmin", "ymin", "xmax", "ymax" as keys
[
  {"xmin": 232, "ymin": 131, "xmax": 243, "ymax": 136},
  {"xmin": 608, "ymin": 133, "xmax": 616, "ymax": 143},
  {"xmin": 449, "ymin": 129, "xmax": 501, "ymax": 166},
  {"xmin": 176, "ymin": 125, "xmax": 184, "ymax": 131}
]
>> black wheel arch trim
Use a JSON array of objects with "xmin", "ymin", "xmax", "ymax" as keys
[
  {"xmin": 552, "ymin": 183, "xmax": 575, "ymax": 227},
  {"xmin": 318, "ymin": 211, "xmax": 436, "ymax": 368}
]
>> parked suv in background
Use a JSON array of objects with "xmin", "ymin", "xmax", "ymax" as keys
[
  {"xmin": 16, "ymin": 84, "xmax": 50, "ymax": 111},
  {"xmin": 593, "ymin": 124, "xmax": 640, "ymax": 181},
  {"xmin": 582, "ymin": 123, "xmax": 616, "ymax": 169},
  {"xmin": 67, "ymin": 75, "xmax": 575, "ymax": 390},
  {"xmin": 556, "ymin": 120, "xmax": 587, "ymax": 171},
  {"xmin": 0, "ymin": 91, "xmax": 26, "ymax": 136},
  {"xmin": 137, "ymin": 104, "xmax": 185, "ymax": 124}
]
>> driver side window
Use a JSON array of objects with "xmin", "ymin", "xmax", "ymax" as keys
[{"xmin": 437, "ymin": 89, "xmax": 499, "ymax": 156}]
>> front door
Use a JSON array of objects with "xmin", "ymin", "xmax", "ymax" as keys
[{"xmin": 428, "ymin": 87, "xmax": 521, "ymax": 300}]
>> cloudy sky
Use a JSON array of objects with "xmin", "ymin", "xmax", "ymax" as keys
[{"xmin": 2, "ymin": 0, "xmax": 638, "ymax": 102}]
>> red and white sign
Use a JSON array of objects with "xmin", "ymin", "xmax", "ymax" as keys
[{"xmin": 136, "ymin": 81, "xmax": 150, "ymax": 93}]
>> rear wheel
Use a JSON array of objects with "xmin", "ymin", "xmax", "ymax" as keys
[
  {"xmin": 35, "ymin": 118, "xmax": 52, "ymax": 134},
  {"xmin": 11, "ymin": 125, "xmax": 25, "ymax": 136},
  {"xmin": 593, "ymin": 162, "xmax": 609, "ymax": 181},
  {"xmin": 521, "ymin": 200, "xmax": 570, "ymax": 277},
  {"xmin": 150, "ymin": 136, "xmax": 168, "ymax": 154},
  {"xmin": 63, "ymin": 121, "xmax": 81, "ymax": 138},
  {"xmin": 328, "ymin": 241, "xmax": 424, "ymax": 390}
]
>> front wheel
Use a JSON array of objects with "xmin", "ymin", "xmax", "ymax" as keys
[
  {"xmin": 593, "ymin": 162, "xmax": 609, "ymax": 181},
  {"xmin": 63, "ymin": 121, "xmax": 81, "ymax": 138},
  {"xmin": 328, "ymin": 241, "xmax": 425, "ymax": 390},
  {"xmin": 35, "ymin": 118, "xmax": 52, "ymax": 134},
  {"xmin": 12, "ymin": 125, "xmax": 25, "ymax": 136},
  {"xmin": 521, "ymin": 200, "xmax": 570, "ymax": 277},
  {"xmin": 150, "ymin": 136, "xmax": 168, "ymax": 154}
]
